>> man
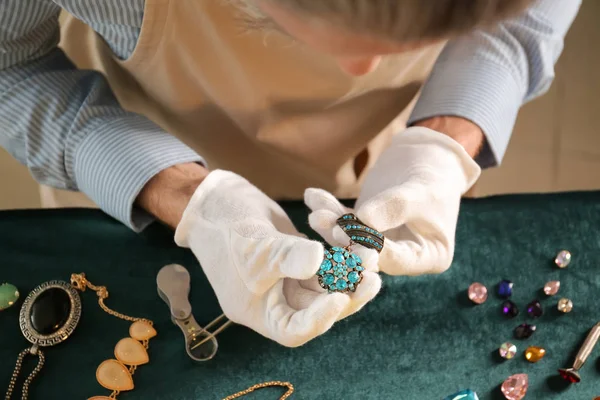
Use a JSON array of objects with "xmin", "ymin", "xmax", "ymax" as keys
[{"xmin": 0, "ymin": 0, "xmax": 581, "ymax": 347}]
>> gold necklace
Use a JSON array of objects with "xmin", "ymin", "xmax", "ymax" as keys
[{"xmin": 5, "ymin": 273, "xmax": 294, "ymax": 400}]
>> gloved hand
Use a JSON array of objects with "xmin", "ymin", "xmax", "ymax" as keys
[
  {"xmin": 305, "ymin": 127, "xmax": 481, "ymax": 276},
  {"xmin": 175, "ymin": 170, "xmax": 381, "ymax": 347}
]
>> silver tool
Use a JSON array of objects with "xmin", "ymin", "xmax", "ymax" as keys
[
  {"xmin": 558, "ymin": 322, "xmax": 600, "ymax": 383},
  {"xmin": 157, "ymin": 264, "xmax": 232, "ymax": 361}
]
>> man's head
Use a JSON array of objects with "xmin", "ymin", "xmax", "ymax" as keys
[{"xmin": 235, "ymin": 0, "xmax": 534, "ymax": 75}]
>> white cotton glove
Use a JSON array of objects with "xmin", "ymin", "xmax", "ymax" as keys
[
  {"xmin": 175, "ymin": 170, "xmax": 381, "ymax": 347},
  {"xmin": 305, "ymin": 127, "xmax": 481, "ymax": 276}
]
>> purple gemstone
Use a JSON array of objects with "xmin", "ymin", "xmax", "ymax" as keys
[
  {"xmin": 526, "ymin": 300, "xmax": 543, "ymax": 318},
  {"xmin": 514, "ymin": 323, "xmax": 536, "ymax": 339},
  {"xmin": 497, "ymin": 280, "xmax": 513, "ymax": 298},
  {"xmin": 502, "ymin": 300, "xmax": 519, "ymax": 318}
]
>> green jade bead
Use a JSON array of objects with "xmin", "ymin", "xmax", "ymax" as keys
[{"xmin": 0, "ymin": 283, "xmax": 20, "ymax": 310}]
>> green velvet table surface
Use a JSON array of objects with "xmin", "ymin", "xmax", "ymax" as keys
[{"xmin": 2, "ymin": 192, "xmax": 600, "ymax": 400}]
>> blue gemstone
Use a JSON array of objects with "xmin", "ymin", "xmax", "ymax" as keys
[
  {"xmin": 443, "ymin": 389, "xmax": 479, "ymax": 400},
  {"xmin": 356, "ymin": 266, "xmax": 364, "ymax": 271},
  {"xmin": 351, "ymin": 253, "xmax": 362, "ymax": 263},
  {"xmin": 336, "ymin": 279, "xmax": 348, "ymax": 291},
  {"xmin": 326, "ymin": 254, "xmax": 332, "ymax": 259},
  {"xmin": 323, "ymin": 274, "xmax": 335, "ymax": 285},
  {"xmin": 329, "ymin": 284, "xmax": 336, "ymax": 291},
  {"xmin": 349, "ymin": 283, "xmax": 355, "ymax": 290},
  {"xmin": 348, "ymin": 271, "xmax": 360, "ymax": 283},
  {"xmin": 497, "ymin": 280, "xmax": 513, "ymax": 298},
  {"xmin": 351, "ymin": 236, "xmax": 356, "ymax": 240},
  {"xmin": 346, "ymin": 257, "xmax": 357, "ymax": 268},
  {"xmin": 342, "ymin": 270, "xmax": 348, "ymax": 276},
  {"xmin": 333, "ymin": 252, "xmax": 345, "ymax": 263},
  {"xmin": 320, "ymin": 259, "xmax": 332, "ymax": 270},
  {"xmin": 318, "ymin": 270, "xmax": 325, "ymax": 276},
  {"xmin": 346, "ymin": 225, "xmax": 352, "ymax": 230}
]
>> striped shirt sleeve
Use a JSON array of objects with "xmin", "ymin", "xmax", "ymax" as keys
[
  {"xmin": 408, "ymin": 0, "xmax": 582, "ymax": 168},
  {"xmin": 0, "ymin": 0, "xmax": 204, "ymax": 231}
]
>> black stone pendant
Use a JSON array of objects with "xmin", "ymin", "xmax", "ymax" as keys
[
  {"xmin": 526, "ymin": 300, "xmax": 543, "ymax": 318},
  {"xmin": 30, "ymin": 288, "xmax": 72, "ymax": 335},
  {"xmin": 514, "ymin": 323, "xmax": 536, "ymax": 339},
  {"xmin": 19, "ymin": 280, "xmax": 81, "ymax": 347}
]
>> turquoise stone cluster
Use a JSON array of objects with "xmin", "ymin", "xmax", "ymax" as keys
[{"xmin": 318, "ymin": 247, "xmax": 364, "ymax": 293}]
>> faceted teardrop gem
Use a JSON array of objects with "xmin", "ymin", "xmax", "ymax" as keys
[
  {"xmin": 514, "ymin": 323, "xmax": 536, "ymax": 339},
  {"xmin": 96, "ymin": 359, "xmax": 134, "ymax": 391},
  {"xmin": 555, "ymin": 250, "xmax": 571, "ymax": 268},
  {"xmin": 557, "ymin": 298, "xmax": 573, "ymax": 313},
  {"xmin": 443, "ymin": 389, "xmax": 480, "ymax": 400},
  {"xmin": 115, "ymin": 338, "xmax": 149, "ymax": 366},
  {"xmin": 30, "ymin": 287, "xmax": 71, "ymax": 335},
  {"xmin": 468, "ymin": 283, "xmax": 488, "ymax": 305},
  {"xmin": 543, "ymin": 281, "xmax": 560, "ymax": 296},
  {"xmin": 0, "ymin": 283, "xmax": 19, "ymax": 310},
  {"xmin": 497, "ymin": 280, "xmax": 513, "ymax": 298},
  {"xmin": 558, "ymin": 368, "xmax": 580, "ymax": 383},
  {"xmin": 526, "ymin": 300, "xmax": 543, "ymax": 318},
  {"xmin": 129, "ymin": 320, "xmax": 157, "ymax": 341},
  {"xmin": 501, "ymin": 373, "xmax": 528, "ymax": 400},
  {"xmin": 499, "ymin": 342, "xmax": 517, "ymax": 360},
  {"xmin": 501, "ymin": 300, "xmax": 519, "ymax": 318},
  {"xmin": 524, "ymin": 346, "xmax": 546, "ymax": 363}
]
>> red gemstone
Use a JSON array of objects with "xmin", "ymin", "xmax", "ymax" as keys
[{"xmin": 558, "ymin": 369, "xmax": 580, "ymax": 383}]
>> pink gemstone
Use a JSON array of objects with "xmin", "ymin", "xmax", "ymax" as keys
[
  {"xmin": 501, "ymin": 374, "xmax": 528, "ymax": 400},
  {"xmin": 544, "ymin": 281, "xmax": 560, "ymax": 296},
  {"xmin": 468, "ymin": 282, "xmax": 488, "ymax": 304}
]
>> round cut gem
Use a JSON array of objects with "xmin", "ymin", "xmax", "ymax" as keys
[
  {"xmin": 350, "ymin": 254, "xmax": 362, "ymax": 263},
  {"xmin": 502, "ymin": 300, "xmax": 519, "ymax": 318},
  {"xmin": 543, "ymin": 281, "xmax": 560, "ymax": 296},
  {"xmin": 514, "ymin": 323, "xmax": 536, "ymax": 340},
  {"xmin": 323, "ymin": 274, "xmax": 335, "ymax": 286},
  {"xmin": 501, "ymin": 374, "xmax": 528, "ymax": 400},
  {"xmin": 557, "ymin": 298, "xmax": 573, "ymax": 313},
  {"xmin": 320, "ymin": 259, "xmax": 332, "ymax": 271},
  {"xmin": 524, "ymin": 346, "xmax": 546, "ymax": 363},
  {"xmin": 346, "ymin": 257, "xmax": 357, "ymax": 268},
  {"xmin": 335, "ymin": 279, "xmax": 348, "ymax": 291},
  {"xmin": 30, "ymin": 287, "xmax": 71, "ymax": 335},
  {"xmin": 526, "ymin": 300, "xmax": 543, "ymax": 318},
  {"xmin": 348, "ymin": 271, "xmax": 360, "ymax": 284},
  {"xmin": 497, "ymin": 280, "xmax": 513, "ymax": 298},
  {"xmin": 333, "ymin": 252, "xmax": 345, "ymax": 263},
  {"xmin": 555, "ymin": 250, "xmax": 571, "ymax": 268},
  {"xmin": 499, "ymin": 342, "xmax": 517, "ymax": 359},
  {"xmin": 467, "ymin": 282, "xmax": 488, "ymax": 305},
  {"xmin": 0, "ymin": 283, "xmax": 19, "ymax": 311}
]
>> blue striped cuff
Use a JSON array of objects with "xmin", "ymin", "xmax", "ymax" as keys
[
  {"xmin": 408, "ymin": 57, "xmax": 524, "ymax": 169},
  {"xmin": 72, "ymin": 116, "xmax": 204, "ymax": 231}
]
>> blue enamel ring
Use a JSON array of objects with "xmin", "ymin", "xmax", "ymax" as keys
[
  {"xmin": 337, "ymin": 213, "xmax": 384, "ymax": 253},
  {"xmin": 317, "ymin": 247, "xmax": 364, "ymax": 293}
]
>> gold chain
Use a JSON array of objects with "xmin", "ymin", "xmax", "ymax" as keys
[{"xmin": 222, "ymin": 381, "xmax": 294, "ymax": 400}]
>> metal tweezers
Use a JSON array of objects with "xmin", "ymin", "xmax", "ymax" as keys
[{"xmin": 157, "ymin": 264, "xmax": 233, "ymax": 361}]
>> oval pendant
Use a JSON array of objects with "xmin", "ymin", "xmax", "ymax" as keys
[{"xmin": 19, "ymin": 280, "xmax": 81, "ymax": 347}]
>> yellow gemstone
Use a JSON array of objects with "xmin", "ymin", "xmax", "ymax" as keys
[
  {"xmin": 129, "ymin": 320, "xmax": 157, "ymax": 341},
  {"xmin": 96, "ymin": 359, "xmax": 134, "ymax": 391},
  {"xmin": 115, "ymin": 337, "xmax": 149, "ymax": 366},
  {"xmin": 524, "ymin": 346, "xmax": 546, "ymax": 363}
]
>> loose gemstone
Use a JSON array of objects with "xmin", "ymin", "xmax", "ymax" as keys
[
  {"xmin": 526, "ymin": 300, "xmax": 543, "ymax": 318},
  {"xmin": 346, "ymin": 257, "xmax": 357, "ymax": 268},
  {"xmin": 443, "ymin": 389, "xmax": 479, "ymax": 400},
  {"xmin": 333, "ymin": 252, "xmax": 345, "ymax": 263},
  {"xmin": 501, "ymin": 374, "xmax": 528, "ymax": 400},
  {"xmin": 558, "ymin": 369, "xmax": 580, "ymax": 383},
  {"xmin": 323, "ymin": 274, "xmax": 335, "ymax": 286},
  {"xmin": 0, "ymin": 283, "xmax": 19, "ymax": 310},
  {"xmin": 514, "ymin": 324, "xmax": 536, "ymax": 339},
  {"xmin": 555, "ymin": 250, "xmax": 571, "ymax": 268},
  {"xmin": 348, "ymin": 271, "xmax": 360, "ymax": 284},
  {"xmin": 467, "ymin": 283, "xmax": 488, "ymax": 305},
  {"xmin": 30, "ymin": 287, "xmax": 71, "ymax": 335},
  {"xmin": 524, "ymin": 346, "xmax": 546, "ymax": 363},
  {"xmin": 501, "ymin": 300, "xmax": 519, "ymax": 318},
  {"xmin": 499, "ymin": 342, "xmax": 517, "ymax": 359},
  {"xmin": 544, "ymin": 281, "xmax": 560, "ymax": 296},
  {"xmin": 335, "ymin": 279, "xmax": 348, "ymax": 291},
  {"xmin": 497, "ymin": 280, "xmax": 513, "ymax": 298},
  {"xmin": 557, "ymin": 298, "xmax": 573, "ymax": 313}
]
